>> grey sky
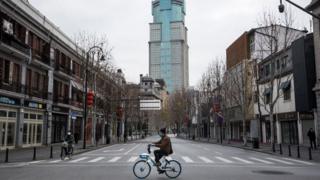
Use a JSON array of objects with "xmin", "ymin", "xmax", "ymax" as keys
[{"xmin": 28, "ymin": 0, "xmax": 311, "ymax": 86}]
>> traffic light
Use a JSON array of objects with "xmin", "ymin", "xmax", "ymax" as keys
[{"xmin": 87, "ymin": 91, "xmax": 94, "ymax": 107}]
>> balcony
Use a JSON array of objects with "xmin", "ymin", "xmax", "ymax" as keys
[
  {"xmin": 0, "ymin": 80, "xmax": 22, "ymax": 93},
  {"xmin": 55, "ymin": 64, "xmax": 72, "ymax": 76},
  {"xmin": 25, "ymin": 85, "xmax": 48, "ymax": 99},
  {"xmin": 0, "ymin": 30, "xmax": 30, "ymax": 55},
  {"xmin": 32, "ymin": 49, "xmax": 51, "ymax": 66},
  {"xmin": 71, "ymin": 100, "xmax": 83, "ymax": 108},
  {"xmin": 54, "ymin": 96, "xmax": 70, "ymax": 105}
]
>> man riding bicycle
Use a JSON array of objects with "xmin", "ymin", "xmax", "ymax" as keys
[
  {"xmin": 64, "ymin": 131, "xmax": 74, "ymax": 155},
  {"xmin": 153, "ymin": 128, "xmax": 173, "ymax": 172}
]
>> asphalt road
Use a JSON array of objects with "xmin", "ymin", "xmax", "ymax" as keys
[{"xmin": 1, "ymin": 135, "xmax": 320, "ymax": 180}]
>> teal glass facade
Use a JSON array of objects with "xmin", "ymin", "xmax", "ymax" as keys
[{"xmin": 150, "ymin": 0, "xmax": 187, "ymax": 93}]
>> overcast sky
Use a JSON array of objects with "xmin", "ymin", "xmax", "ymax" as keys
[{"xmin": 28, "ymin": 0, "xmax": 311, "ymax": 86}]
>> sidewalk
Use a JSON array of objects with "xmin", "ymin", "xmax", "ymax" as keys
[
  {"xmin": 180, "ymin": 136, "xmax": 320, "ymax": 162},
  {"xmin": 0, "ymin": 136, "xmax": 142, "ymax": 164}
]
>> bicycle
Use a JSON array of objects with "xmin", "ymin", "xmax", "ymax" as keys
[
  {"xmin": 133, "ymin": 144, "xmax": 182, "ymax": 179},
  {"xmin": 61, "ymin": 141, "xmax": 74, "ymax": 160}
]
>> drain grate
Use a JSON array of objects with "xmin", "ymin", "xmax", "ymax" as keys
[{"xmin": 252, "ymin": 170, "xmax": 293, "ymax": 175}]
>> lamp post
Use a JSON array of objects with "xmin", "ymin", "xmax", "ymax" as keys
[
  {"xmin": 83, "ymin": 45, "xmax": 105, "ymax": 149},
  {"xmin": 207, "ymin": 82, "xmax": 211, "ymax": 142},
  {"xmin": 278, "ymin": 0, "xmax": 320, "ymax": 20}
]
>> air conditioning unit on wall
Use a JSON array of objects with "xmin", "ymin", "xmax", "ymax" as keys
[{"xmin": 2, "ymin": 19, "xmax": 13, "ymax": 35}]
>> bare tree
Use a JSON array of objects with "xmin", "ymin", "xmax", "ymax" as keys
[{"xmin": 254, "ymin": 9, "xmax": 303, "ymax": 144}]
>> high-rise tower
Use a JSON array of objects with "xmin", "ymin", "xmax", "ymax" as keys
[{"xmin": 149, "ymin": 0, "xmax": 189, "ymax": 93}]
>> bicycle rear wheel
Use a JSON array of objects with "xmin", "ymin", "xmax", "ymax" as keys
[
  {"xmin": 164, "ymin": 160, "xmax": 182, "ymax": 178},
  {"xmin": 133, "ymin": 160, "xmax": 151, "ymax": 179}
]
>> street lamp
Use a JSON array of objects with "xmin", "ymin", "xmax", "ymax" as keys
[
  {"xmin": 83, "ymin": 45, "xmax": 105, "ymax": 149},
  {"xmin": 278, "ymin": 0, "xmax": 320, "ymax": 20}
]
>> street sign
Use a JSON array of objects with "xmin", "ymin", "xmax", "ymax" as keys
[{"xmin": 140, "ymin": 99, "xmax": 161, "ymax": 111}]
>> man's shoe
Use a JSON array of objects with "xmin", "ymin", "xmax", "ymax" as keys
[{"xmin": 158, "ymin": 170, "xmax": 165, "ymax": 174}]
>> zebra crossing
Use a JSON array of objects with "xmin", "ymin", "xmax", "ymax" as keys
[{"xmin": 36, "ymin": 155, "xmax": 315, "ymax": 166}]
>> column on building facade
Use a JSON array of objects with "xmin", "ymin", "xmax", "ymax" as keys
[
  {"xmin": 276, "ymin": 119, "xmax": 282, "ymax": 144},
  {"xmin": 262, "ymin": 121, "xmax": 267, "ymax": 143},
  {"xmin": 46, "ymin": 70, "xmax": 54, "ymax": 144},
  {"xmin": 16, "ymin": 64, "xmax": 27, "ymax": 147},
  {"xmin": 297, "ymin": 112, "xmax": 303, "ymax": 144}
]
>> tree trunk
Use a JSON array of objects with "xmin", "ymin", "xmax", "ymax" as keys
[{"xmin": 269, "ymin": 108, "xmax": 274, "ymax": 144}]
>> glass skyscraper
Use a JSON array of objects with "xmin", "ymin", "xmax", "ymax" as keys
[{"xmin": 149, "ymin": 0, "xmax": 189, "ymax": 93}]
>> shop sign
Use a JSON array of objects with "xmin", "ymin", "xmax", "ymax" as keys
[
  {"xmin": 278, "ymin": 112, "xmax": 297, "ymax": 121},
  {"xmin": 299, "ymin": 113, "xmax": 314, "ymax": 120},
  {"xmin": 25, "ymin": 101, "xmax": 46, "ymax": 109},
  {"xmin": 0, "ymin": 96, "xmax": 19, "ymax": 106},
  {"xmin": 52, "ymin": 106, "xmax": 69, "ymax": 113}
]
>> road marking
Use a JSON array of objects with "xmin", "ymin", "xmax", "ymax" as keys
[
  {"xmin": 103, "ymin": 148, "xmax": 124, "ymax": 153},
  {"xmin": 29, "ymin": 160, "xmax": 43, "ymax": 164},
  {"xmin": 249, "ymin": 157, "xmax": 274, "ymax": 164},
  {"xmin": 232, "ymin": 157, "xmax": 254, "ymax": 164},
  {"xmin": 128, "ymin": 156, "xmax": 138, "ymax": 162},
  {"xmin": 215, "ymin": 157, "xmax": 233, "ymax": 163},
  {"xmin": 266, "ymin": 157, "xmax": 294, "ymax": 165},
  {"xmin": 214, "ymin": 151, "xmax": 223, "ymax": 155},
  {"xmin": 69, "ymin": 157, "xmax": 89, "ymax": 163},
  {"xmin": 49, "ymin": 160, "xmax": 62, "ymax": 163},
  {"xmin": 124, "ymin": 144, "xmax": 140, "ymax": 155},
  {"xmin": 108, "ymin": 157, "xmax": 121, "ymax": 163},
  {"xmin": 282, "ymin": 158, "xmax": 314, "ymax": 165},
  {"xmin": 88, "ymin": 157, "xmax": 105, "ymax": 163},
  {"xmin": 181, "ymin": 156, "xmax": 194, "ymax": 163},
  {"xmin": 166, "ymin": 157, "xmax": 173, "ymax": 161},
  {"xmin": 199, "ymin": 156, "xmax": 214, "ymax": 163}
]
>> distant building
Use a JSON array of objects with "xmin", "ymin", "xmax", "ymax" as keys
[{"xmin": 149, "ymin": 0, "xmax": 189, "ymax": 93}]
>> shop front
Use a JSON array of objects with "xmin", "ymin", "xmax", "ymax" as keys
[
  {"xmin": 0, "ymin": 95, "xmax": 20, "ymax": 150},
  {"xmin": 51, "ymin": 106, "xmax": 69, "ymax": 143},
  {"xmin": 22, "ymin": 101, "xmax": 46, "ymax": 147},
  {"xmin": 279, "ymin": 112, "xmax": 298, "ymax": 145}
]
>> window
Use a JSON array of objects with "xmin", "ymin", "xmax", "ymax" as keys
[
  {"xmin": 30, "ymin": 114, "xmax": 37, "ymax": 120},
  {"xmin": 8, "ymin": 112, "xmax": 16, "ymax": 118},
  {"xmin": 282, "ymin": 81, "xmax": 291, "ymax": 101},
  {"xmin": 265, "ymin": 64, "xmax": 270, "ymax": 77},
  {"xmin": 0, "ymin": 110, "xmax": 7, "ymax": 117},
  {"xmin": 254, "ymin": 91, "xmax": 258, "ymax": 103},
  {"xmin": 12, "ymin": 63, "xmax": 20, "ymax": 83},
  {"xmin": 3, "ymin": 60, "xmax": 10, "ymax": 83},
  {"xmin": 37, "ymin": 115, "xmax": 43, "ymax": 120},
  {"xmin": 265, "ymin": 94, "xmax": 271, "ymax": 104},
  {"xmin": 24, "ymin": 113, "xmax": 29, "ymax": 119}
]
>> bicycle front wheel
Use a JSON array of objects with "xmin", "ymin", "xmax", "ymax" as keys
[
  {"xmin": 133, "ymin": 160, "xmax": 151, "ymax": 179},
  {"xmin": 164, "ymin": 160, "xmax": 182, "ymax": 179}
]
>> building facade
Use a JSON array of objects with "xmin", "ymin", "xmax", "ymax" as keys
[
  {"xmin": 256, "ymin": 34, "xmax": 316, "ymax": 145},
  {"xmin": 307, "ymin": 0, "xmax": 320, "ymax": 147},
  {"xmin": 149, "ymin": 0, "xmax": 189, "ymax": 93},
  {"xmin": 0, "ymin": 0, "xmax": 126, "ymax": 149}
]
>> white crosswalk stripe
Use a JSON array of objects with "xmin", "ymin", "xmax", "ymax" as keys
[
  {"xmin": 199, "ymin": 156, "xmax": 214, "ymax": 163},
  {"xmin": 282, "ymin": 158, "xmax": 314, "ymax": 165},
  {"xmin": 69, "ymin": 157, "xmax": 89, "ymax": 163},
  {"xmin": 265, "ymin": 157, "xmax": 294, "ymax": 165},
  {"xmin": 128, "ymin": 156, "xmax": 138, "ymax": 162},
  {"xmin": 215, "ymin": 156, "xmax": 233, "ymax": 163},
  {"xmin": 182, "ymin": 156, "xmax": 194, "ymax": 163},
  {"xmin": 166, "ymin": 157, "xmax": 173, "ymax": 161},
  {"xmin": 232, "ymin": 157, "xmax": 254, "ymax": 164},
  {"xmin": 49, "ymin": 160, "xmax": 62, "ymax": 163},
  {"xmin": 108, "ymin": 157, "xmax": 121, "ymax": 163},
  {"xmin": 249, "ymin": 157, "xmax": 274, "ymax": 164},
  {"xmin": 88, "ymin": 157, "xmax": 105, "ymax": 163}
]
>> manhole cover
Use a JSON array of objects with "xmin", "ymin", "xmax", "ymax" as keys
[{"xmin": 252, "ymin": 170, "xmax": 293, "ymax": 175}]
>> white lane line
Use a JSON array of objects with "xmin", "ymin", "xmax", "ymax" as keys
[
  {"xmin": 214, "ymin": 151, "xmax": 223, "ymax": 155},
  {"xmin": 232, "ymin": 157, "xmax": 254, "ymax": 164},
  {"xmin": 266, "ymin": 157, "xmax": 294, "ymax": 165},
  {"xmin": 29, "ymin": 160, "xmax": 43, "ymax": 164},
  {"xmin": 181, "ymin": 156, "xmax": 194, "ymax": 163},
  {"xmin": 215, "ymin": 157, "xmax": 233, "ymax": 163},
  {"xmin": 124, "ymin": 144, "xmax": 140, "ymax": 155},
  {"xmin": 199, "ymin": 156, "xmax": 214, "ymax": 163},
  {"xmin": 249, "ymin": 157, "xmax": 274, "ymax": 164},
  {"xmin": 108, "ymin": 157, "xmax": 121, "ymax": 163},
  {"xmin": 83, "ymin": 144, "xmax": 119, "ymax": 155},
  {"xmin": 69, "ymin": 157, "xmax": 89, "ymax": 163},
  {"xmin": 49, "ymin": 160, "xmax": 62, "ymax": 163},
  {"xmin": 88, "ymin": 157, "xmax": 105, "ymax": 163},
  {"xmin": 282, "ymin": 158, "xmax": 314, "ymax": 165},
  {"xmin": 128, "ymin": 156, "xmax": 138, "ymax": 162},
  {"xmin": 103, "ymin": 148, "xmax": 124, "ymax": 153}
]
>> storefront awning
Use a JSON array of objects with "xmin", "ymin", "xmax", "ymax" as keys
[
  {"xmin": 71, "ymin": 80, "xmax": 84, "ymax": 91},
  {"xmin": 279, "ymin": 81, "xmax": 291, "ymax": 90},
  {"xmin": 263, "ymin": 88, "xmax": 272, "ymax": 95}
]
